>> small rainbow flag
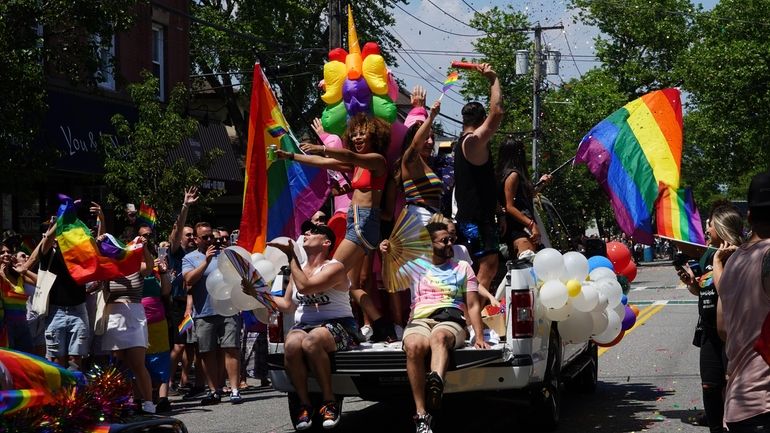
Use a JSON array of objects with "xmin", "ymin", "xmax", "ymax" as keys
[
  {"xmin": 656, "ymin": 184, "xmax": 705, "ymax": 244},
  {"xmin": 442, "ymin": 71, "xmax": 459, "ymax": 93},
  {"xmin": 137, "ymin": 202, "xmax": 157, "ymax": 228},
  {"xmin": 56, "ymin": 195, "xmax": 145, "ymax": 285},
  {"xmin": 267, "ymin": 121, "xmax": 288, "ymax": 138},
  {"xmin": 178, "ymin": 314, "xmax": 193, "ymax": 336}
]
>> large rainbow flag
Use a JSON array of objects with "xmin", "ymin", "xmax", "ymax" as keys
[
  {"xmin": 237, "ymin": 63, "xmax": 329, "ymax": 253},
  {"xmin": 56, "ymin": 195, "xmax": 145, "ymax": 284},
  {"xmin": 575, "ymin": 88, "xmax": 702, "ymax": 245},
  {"xmin": 656, "ymin": 184, "xmax": 705, "ymax": 244}
]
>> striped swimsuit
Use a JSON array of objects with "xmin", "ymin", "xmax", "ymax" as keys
[{"xmin": 403, "ymin": 171, "xmax": 443, "ymax": 213}]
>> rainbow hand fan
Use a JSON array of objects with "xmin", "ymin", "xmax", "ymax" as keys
[
  {"xmin": 222, "ymin": 249, "xmax": 278, "ymax": 313},
  {"xmin": 383, "ymin": 208, "xmax": 432, "ymax": 293}
]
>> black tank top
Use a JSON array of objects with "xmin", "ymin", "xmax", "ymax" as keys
[
  {"xmin": 454, "ymin": 133, "xmax": 498, "ymax": 222},
  {"xmin": 500, "ymin": 168, "xmax": 535, "ymax": 235}
]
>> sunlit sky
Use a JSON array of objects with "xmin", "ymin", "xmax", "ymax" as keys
[{"xmin": 388, "ymin": 0, "xmax": 719, "ymax": 136}]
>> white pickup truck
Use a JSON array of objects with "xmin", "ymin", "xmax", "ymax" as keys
[{"xmin": 267, "ymin": 196, "xmax": 598, "ymax": 431}]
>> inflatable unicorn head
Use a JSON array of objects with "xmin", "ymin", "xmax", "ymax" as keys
[{"xmin": 320, "ymin": 5, "xmax": 400, "ymax": 136}]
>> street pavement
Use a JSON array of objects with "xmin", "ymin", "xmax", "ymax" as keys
[{"xmin": 169, "ymin": 261, "xmax": 711, "ymax": 433}]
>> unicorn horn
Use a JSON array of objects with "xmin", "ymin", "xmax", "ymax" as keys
[{"xmin": 348, "ymin": 4, "xmax": 360, "ymax": 55}]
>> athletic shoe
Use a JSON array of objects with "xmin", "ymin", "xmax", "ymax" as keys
[
  {"xmin": 414, "ymin": 413, "xmax": 433, "ymax": 433},
  {"xmin": 182, "ymin": 385, "xmax": 206, "ymax": 400},
  {"xmin": 200, "ymin": 390, "xmax": 221, "ymax": 406},
  {"xmin": 230, "ymin": 390, "xmax": 244, "ymax": 404},
  {"xmin": 294, "ymin": 404, "xmax": 313, "ymax": 431},
  {"xmin": 319, "ymin": 400, "xmax": 341, "ymax": 429},
  {"xmin": 155, "ymin": 397, "xmax": 172, "ymax": 413},
  {"xmin": 360, "ymin": 325, "xmax": 373, "ymax": 342},
  {"xmin": 141, "ymin": 400, "xmax": 157, "ymax": 414},
  {"xmin": 394, "ymin": 324, "xmax": 404, "ymax": 341},
  {"xmin": 425, "ymin": 371, "xmax": 444, "ymax": 412}
]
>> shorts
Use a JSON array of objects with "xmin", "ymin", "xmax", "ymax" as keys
[
  {"xmin": 102, "ymin": 302, "xmax": 149, "ymax": 351},
  {"xmin": 345, "ymin": 205, "xmax": 381, "ymax": 252},
  {"xmin": 291, "ymin": 317, "xmax": 360, "ymax": 352},
  {"xmin": 404, "ymin": 203, "xmax": 437, "ymax": 227},
  {"xmin": 45, "ymin": 303, "xmax": 90, "ymax": 359},
  {"xmin": 145, "ymin": 351, "xmax": 171, "ymax": 382},
  {"xmin": 457, "ymin": 219, "xmax": 499, "ymax": 258},
  {"xmin": 195, "ymin": 315, "xmax": 242, "ymax": 353},
  {"xmin": 402, "ymin": 318, "xmax": 466, "ymax": 349}
]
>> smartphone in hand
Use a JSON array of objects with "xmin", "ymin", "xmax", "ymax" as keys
[{"xmin": 158, "ymin": 246, "xmax": 168, "ymax": 260}]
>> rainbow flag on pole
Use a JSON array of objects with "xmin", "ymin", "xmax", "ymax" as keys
[
  {"xmin": 237, "ymin": 63, "xmax": 329, "ymax": 253},
  {"xmin": 56, "ymin": 195, "xmax": 145, "ymax": 284},
  {"xmin": 656, "ymin": 184, "xmax": 705, "ymax": 244},
  {"xmin": 137, "ymin": 202, "xmax": 157, "ymax": 228},
  {"xmin": 177, "ymin": 314, "xmax": 193, "ymax": 336},
  {"xmin": 442, "ymin": 71, "xmax": 459, "ymax": 93},
  {"xmin": 575, "ymin": 88, "xmax": 701, "ymax": 245}
]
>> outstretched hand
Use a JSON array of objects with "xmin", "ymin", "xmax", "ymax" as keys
[
  {"xmin": 476, "ymin": 62, "xmax": 497, "ymax": 81},
  {"xmin": 267, "ymin": 240, "xmax": 295, "ymax": 258},
  {"xmin": 312, "ymin": 118, "xmax": 326, "ymax": 136},
  {"xmin": 410, "ymin": 85, "xmax": 426, "ymax": 108},
  {"xmin": 428, "ymin": 100, "xmax": 441, "ymax": 118},
  {"xmin": 300, "ymin": 142, "xmax": 324, "ymax": 155},
  {"xmin": 184, "ymin": 186, "xmax": 199, "ymax": 206},
  {"xmin": 379, "ymin": 239, "xmax": 391, "ymax": 255}
]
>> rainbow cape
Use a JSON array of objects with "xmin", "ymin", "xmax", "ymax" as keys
[
  {"xmin": 0, "ymin": 348, "xmax": 83, "ymax": 414},
  {"xmin": 137, "ymin": 202, "xmax": 157, "ymax": 228},
  {"xmin": 575, "ymin": 89, "xmax": 702, "ymax": 245},
  {"xmin": 237, "ymin": 63, "xmax": 329, "ymax": 253},
  {"xmin": 56, "ymin": 195, "xmax": 145, "ymax": 284},
  {"xmin": 442, "ymin": 71, "xmax": 459, "ymax": 93}
]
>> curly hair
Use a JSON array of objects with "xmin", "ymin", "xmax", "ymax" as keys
[{"xmin": 342, "ymin": 113, "xmax": 391, "ymax": 157}]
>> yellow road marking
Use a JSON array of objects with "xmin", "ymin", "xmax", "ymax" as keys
[{"xmin": 598, "ymin": 303, "xmax": 666, "ymax": 357}]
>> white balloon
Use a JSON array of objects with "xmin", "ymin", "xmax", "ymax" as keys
[
  {"xmin": 558, "ymin": 311, "xmax": 594, "ymax": 343},
  {"xmin": 263, "ymin": 244, "xmax": 290, "ymax": 271},
  {"xmin": 589, "ymin": 267, "xmax": 616, "ymax": 282},
  {"xmin": 593, "ymin": 309, "xmax": 622, "ymax": 344},
  {"xmin": 211, "ymin": 297, "xmax": 238, "ymax": 316},
  {"xmin": 596, "ymin": 278, "xmax": 623, "ymax": 308},
  {"xmin": 572, "ymin": 283, "xmax": 599, "ymax": 312},
  {"xmin": 231, "ymin": 286, "xmax": 260, "ymax": 311},
  {"xmin": 255, "ymin": 259, "xmax": 278, "ymax": 284},
  {"xmin": 533, "ymin": 248, "xmax": 566, "ymax": 282},
  {"xmin": 562, "ymin": 252, "xmax": 589, "ymax": 282},
  {"xmin": 251, "ymin": 253, "xmax": 266, "ymax": 265},
  {"xmin": 590, "ymin": 311, "xmax": 609, "ymax": 335},
  {"xmin": 208, "ymin": 280, "xmax": 232, "ymax": 301},
  {"xmin": 205, "ymin": 269, "xmax": 225, "ymax": 294},
  {"xmin": 545, "ymin": 301, "xmax": 572, "ymax": 321},
  {"xmin": 613, "ymin": 302, "xmax": 626, "ymax": 319},
  {"xmin": 539, "ymin": 280, "xmax": 569, "ymax": 309},
  {"xmin": 593, "ymin": 292, "xmax": 609, "ymax": 312}
]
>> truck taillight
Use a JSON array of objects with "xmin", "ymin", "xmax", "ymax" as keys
[
  {"xmin": 510, "ymin": 290, "xmax": 534, "ymax": 337},
  {"xmin": 268, "ymin": 312, "xmax": 284, "ymax": 343}
]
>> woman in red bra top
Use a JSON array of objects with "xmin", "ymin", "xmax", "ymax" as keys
[{"xmin": 276, "ymin": 113, "xmax": 397, "ymax": 341}]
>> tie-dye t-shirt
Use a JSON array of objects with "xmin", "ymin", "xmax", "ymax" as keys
[{"xmin": 406, "ymin": 258, "xmax": 479, "ymax": 319}]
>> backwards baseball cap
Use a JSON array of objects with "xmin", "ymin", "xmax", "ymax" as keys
[
  {"xmin": 126, "ymin": 203, "xmax": 137, "ymax": 214},
  {"xmin": 748, "ymin": 171, "xmax": 770, "ymax": 209},
  {"xmin": 300, "ymin": 220, "xmax": 336, "ymax": 248}
]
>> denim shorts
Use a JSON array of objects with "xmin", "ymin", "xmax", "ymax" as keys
[
  {"xmin": 457, "ymin": 219, "xmax": 500, "ymax": 259},
  {"xmin": 45, "ymin": 303, "xmax": 90, "ymax": 359},
  {"xmin": 195, "ymin": 314, "xmax": 242, "ymax": 353},
  {"xmin": 345, "ymin": 205, "xmax": 381, "ymax": 252}
]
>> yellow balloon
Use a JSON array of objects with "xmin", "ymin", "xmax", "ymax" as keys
[
  {"xmin": 321, "ymin": 61, "xmax": 346, "ymax": 105},
  {"xmin": 362, "ymin": 54, "xmax": 388, "ymax": 95},
  {"xmin": 566, "ymin": 279, "xmax": 582, "ymax": 297}
]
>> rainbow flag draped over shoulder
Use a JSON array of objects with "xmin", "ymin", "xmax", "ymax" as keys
[
  {"xmin": 238, "ymin": 63, "xmax": 329, "ymax": 253},
  {"xmin": 56, "ymin": 195, "xmax": 145, "ymax": 284},
  {"xmin": 0, "ymin": 348, "xmax": 83, "ymax": 414},
  {"xmin": 575, "ymin": 89, "xmax": 701, "ymax": 244}
]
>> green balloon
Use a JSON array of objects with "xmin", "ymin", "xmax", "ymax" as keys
[
  {"xmin": 372, "ymin": 95, "xmax": 396, "ymax": 123},
  {"xmin": 321, "ymin": 102, "xmax": 347, "ymax": 136}
]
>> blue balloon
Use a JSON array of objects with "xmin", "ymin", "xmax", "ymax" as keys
[
  {"xmin": 587, "ymin": 255, "xmax": 614, "ymax": 273},
  {"xmin": 621, "ymin": 294, "xmax": 628, "ymax": 305}
]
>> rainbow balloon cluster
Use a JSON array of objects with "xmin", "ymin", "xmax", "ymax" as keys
[
  {"xmin": 319, "ymin": 5, "xmax": 399, "ymax": 136},
  {"xmin": 531, "ymin": 249, "xmax": 640, "ymax": 347}
]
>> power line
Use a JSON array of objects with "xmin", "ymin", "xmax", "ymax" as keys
[
  {"xmin": 424, "ymin": 0, "xmax": 480, "ymax": 30},
  {"xmin": 562, "ymin": 28, "xmax": 583, "ymax": 78},
  {"xmin": 392, "ymin": 51, "xmax": 466, "ymax": 105},
  {"xmin": 389, "ymin": 27, "xmax": 464, "ymax": 99},
  {"xmin": 461, "ymin": 0, "xmax": 481, "ymax": 15},
  {"xmin": 393, "ymin": 3, "xmax": 485, "ymax": 37}
]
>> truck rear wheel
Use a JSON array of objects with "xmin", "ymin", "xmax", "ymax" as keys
[{"xmin": 531, "ymin": 326, "xmax": 561, "ymax": 432}]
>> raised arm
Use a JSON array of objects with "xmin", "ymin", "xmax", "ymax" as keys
[
  {"xmin": 463, "ymin": 64, "xmax": 504, "ymax": 164},
  {"xmin": 300, "ymin": 143, "xmax": 387, "ymax": 176},
  {"xmin": 169, "ymin": 187, "xmax": 198, "ymax": 254},
  {"xmin": 275, "ymin": 148, "xmax": 353, "ymax": 172},
  {"xmin": 403, "ymin": 101, "xmax": 440, "ymax": 173}
]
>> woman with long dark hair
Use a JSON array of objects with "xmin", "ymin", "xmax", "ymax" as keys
[{"xmin": 497, "ymin": 137, "xmax": 551, "ymax": 259}]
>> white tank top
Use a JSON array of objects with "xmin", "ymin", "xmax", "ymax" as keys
[{"xmin": 292, "ymin": 259, "xmax": 353, "ymax": 325}]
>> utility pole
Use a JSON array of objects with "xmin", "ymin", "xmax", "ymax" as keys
[
  {"xmin": 515, "ymin": 24, "xmax": 563, "ymax": 180},
  {"xmin": 328, "ymin": 0, "xmax": 342, "ymax": 49}
]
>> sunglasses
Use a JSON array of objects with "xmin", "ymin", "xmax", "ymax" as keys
[
  {"xmin": 198, "ymin": 234, "xmax": 214, "ymax": 241},
  {"xmin": 434, "ymin": 236, "xmax": 453, "ymax": 245}
]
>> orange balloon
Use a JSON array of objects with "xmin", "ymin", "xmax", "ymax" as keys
[
  {"xmin": 595, "ymin": 330, "xmax": 625, "ymax": 348},
  {"xmin": 629, "ymin": 305, "xmax": 640, "ymax": 317}
]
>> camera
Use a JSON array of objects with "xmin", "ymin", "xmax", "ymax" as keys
[{"xmin": 214, "ymin": 237, "xmax": 225, "ymax": 250}]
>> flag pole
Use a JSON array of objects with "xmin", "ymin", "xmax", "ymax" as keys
[{"xmin": 534, "ymin": 156, "xmax": 575, "ymax": 187}]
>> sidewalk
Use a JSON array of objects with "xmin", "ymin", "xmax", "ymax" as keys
[{"xmin": 638, "ymin": 259, "xmax": 673, "ymax": 267}]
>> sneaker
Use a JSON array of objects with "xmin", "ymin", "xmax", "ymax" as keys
[
  {"xmin": 230, "ymin": 390, "xmax": 244, "ymax": 404},
  {"xmin": 200, "ymin": 390, "xmax": 221, "ymax": 406},
  {"xmin": 260, "ymin": 378, "xmax": 272, "ymax": 388},
  {"xmin": 319, "ymin": 400, "xmax": 341, "ymax": 429},
  {"xmin": 394, "ymin": 324, "xmax": 404, "ymax": 341},
  {"xmin": 141, "ymin": 400, "xmax": 157, "ymax": 414},
  {"xmin": 413, "ymin": 413, "xmax": 433, "ymax": 433},
  {"xmin": 182, "ymin": 385, "xmax": 206, "ymax": 400},
  {"xmin": 294, "ymin": 404, "xmax": 313, "ymax": 431},
  {"xmin": 360, "ymin": 325, "xmax": 373, "ymax": 342},
  {"xmin": 425, "ymin": 371, "xmax": 444, "ymax": 412},
  {"xmin": 155, "ymin": 397, "xmax": 171, "ymax": 413}
]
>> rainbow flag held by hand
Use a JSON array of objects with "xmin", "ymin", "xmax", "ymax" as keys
[
  {"xmin": 177, "ymin": 314, "xmax": 193, "ymax": 336},
  {"xmin": 442, "ymin": 71, "xmax": 459, "ymax": 93},
  {"xmin": 137, "ymin": 202, "xmax": 157, "ymax": 228},
  {"xmin": 575, "ymin": 88, "xmax": 685, "ymax": 245},
  {"xmin": 56, "ymin": 195, "xmax": 145, "ymax": 284},
  {"xmin": 656, "ymin": 184, "xmax": 705, "ymax": 244},
  {"xmin": 237, "ymin": 63, "xmax": 329, "ymax": 253}
]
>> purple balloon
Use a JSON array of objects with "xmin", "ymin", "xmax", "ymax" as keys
[
  {"xmin": 342, "ymin": 78, "xmax": 372, "ymax": 116},
  {"xmin": 621, "ymin": 305, "xmax": 636, "ymax": 331}
]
